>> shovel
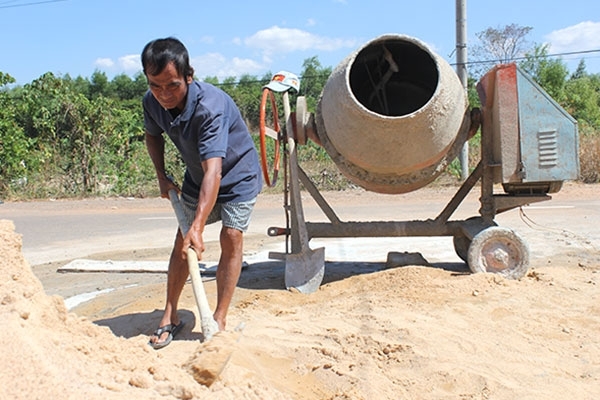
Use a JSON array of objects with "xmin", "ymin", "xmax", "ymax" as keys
[{"xmin": 168, "ymin": 189, "xmax": 219, "ymax": 342}]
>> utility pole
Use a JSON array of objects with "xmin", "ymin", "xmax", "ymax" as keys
[{"xmin": 456, "ymin": 0, "xmax": 469, "ymax": 180}]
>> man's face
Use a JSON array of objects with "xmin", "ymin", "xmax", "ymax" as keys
[{"xmin": 146, "ymin": 62, "xmax": 192, "ymax": 111}]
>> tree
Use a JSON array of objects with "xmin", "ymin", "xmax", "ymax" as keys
[
  {"xmin": 225, "ymin": 74, "xmax": 266, "ymax": 131},
  {"xmin": 563, "ymin": 76, "xmax": 600, "ymax": 130},
  {"xmin": 299, "ymin": 56, "xmax": 332, "ymax": 111},
  {"xmin": 65, "ymin": 74, "xmax": 91, "ymax": 99},
  {"xmin": 107, "ymin": 72, "xmax": 149, "ymax": 101},
  {"xmin": 89, "ymin": 70, "xmax": 110, "ymax": 99},
  {"xmin": 520, "ymin": 44, "xmax": 569, "ymax": 103},
  {"xmin": 471, "ymin": 24, "xmax": 533, "ymax": 78},
  {"xmin": 570, "ymin": 60, "xmax": 587, "ymax": 80},
  {"xmin": 110, "ymin": 73, "xmax": 135, "ymax": 100},
  {"xmin": 0, "ymin": 72, "xmax": 32, "ymax": 194},
  {"xmin": 202, "ymin": 76, "xmax": 220, "ymax": 85},
  {"xmin": 467, "ymin": 76, "xmax": 481, "ymax": 108}
]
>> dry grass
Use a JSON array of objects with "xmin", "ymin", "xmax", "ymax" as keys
[{"xmin": 579, "ymin": 133, "xmax": 600, "ymax": 183}]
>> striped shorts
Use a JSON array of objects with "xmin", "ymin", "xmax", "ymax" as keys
[{"xmin": 180, "ymin": 192, "xmax": 256, "ymax": 232}]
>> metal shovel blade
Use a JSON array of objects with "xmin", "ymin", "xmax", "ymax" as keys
[{"xmin": 284, "ymin": 247, "xmax": 325, "ymax": 294}]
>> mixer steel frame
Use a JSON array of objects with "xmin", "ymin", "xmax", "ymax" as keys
[{"xmin": 268, "ymin": 93, "xmax": 550, "ymax": 293}]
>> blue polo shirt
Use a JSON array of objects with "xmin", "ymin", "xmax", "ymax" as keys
[{"xmin": 143, "ymin": 81, "xmax": 262, "ymax": 203}]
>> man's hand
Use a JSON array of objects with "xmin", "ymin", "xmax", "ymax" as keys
[
  {"xmin": 158, "ymin": 175, "xmax": 179, "ymax": 199},
  {"xmin": 183, "ymin": 221, "xmax": 205, "ymax": 259},
  {"xmin": 181, "ymin": 157, "xmax": 221, "ymax": 259}
]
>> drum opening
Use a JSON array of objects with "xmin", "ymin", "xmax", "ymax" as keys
[{"xmin": 349, "ymin": 38, "xmax": 438, "ymax": 116}]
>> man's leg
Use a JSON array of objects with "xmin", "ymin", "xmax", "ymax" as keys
[
  {"xmin": 213, "ymin": 226, "xmax": 244, "ymax": 331},
  {"xmin": 149, "ymin": 230, "xmax": 188, "ymax": 346}
]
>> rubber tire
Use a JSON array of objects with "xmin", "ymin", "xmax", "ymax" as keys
[
  {"xmin": 453, "ymin": 233, "xmax": 471, "ymax": 263},
  {"xmin": 453, "ymin": 217, "xmax": 497, "ymax": 263},
  {"xmin": 467, "ymin": 227, "xmax": 529, "ymax": 279}
]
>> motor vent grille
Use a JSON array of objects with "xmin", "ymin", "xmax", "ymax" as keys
[{"xmin": 537, "ymin": 129, "xmax": 558, "ymax": 168}]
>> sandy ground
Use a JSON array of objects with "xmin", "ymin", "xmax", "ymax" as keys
[{"xmin": 1, "ymin": 183, "xmax": 599, "ymax": 399}]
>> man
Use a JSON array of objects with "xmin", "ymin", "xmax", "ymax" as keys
[{"xmin": 141, "ymin": 37, "xmax": 262, "ymax": 349}]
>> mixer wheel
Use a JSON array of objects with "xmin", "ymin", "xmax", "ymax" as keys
[
  {"xmin": 467, "ymin": 227, "xmax": 529, "ymax": 279},
  {"xmin": 259, "ymin": 88, "xmax": 281, "ymax": 187},
  {"xmin": 453, "ymin": 234, "xmax": 471, "ymax": 263},
  {"xmin": 453, "ymin": 217, "xmax": 496, "ymax": 262}
]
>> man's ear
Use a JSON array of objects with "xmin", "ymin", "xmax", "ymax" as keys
[{"xmin": 186, "ymin": 68, "xmax": 194, "ymax": 84}]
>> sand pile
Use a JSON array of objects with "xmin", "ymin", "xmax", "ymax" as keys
[{"xmin": 0, "ymin": 220, "xmax": 289, "ymax": 399}]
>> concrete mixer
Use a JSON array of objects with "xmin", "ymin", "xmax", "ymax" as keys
[{"xmin": 259, "ymin": 34, "xmax": 580, "ymax": 293}]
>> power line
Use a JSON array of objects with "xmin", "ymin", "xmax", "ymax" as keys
[
  {"xmin": 457, "ymin": 48, "xmax": 600, "ymax": 66},
  {"xmin": 0, "ymin": 0, "xmax": 66, "ymax": 9},
  {"xmin": 212, "ymin": 48, "xmax": 600, "ymax": 88}
]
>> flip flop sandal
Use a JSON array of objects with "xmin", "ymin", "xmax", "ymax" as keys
[{"xmin": 148, "ymin": 322, "xmax": 185, "ymax": 350}]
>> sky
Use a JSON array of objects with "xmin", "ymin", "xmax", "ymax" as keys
[{"xmin": 1, "ymin": 0, "xmax": 600, "ymax": 86}]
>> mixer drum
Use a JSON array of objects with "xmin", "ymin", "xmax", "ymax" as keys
[{"xmin": 316, "ymin": 34, "xmax": 471, "ymax": 194}]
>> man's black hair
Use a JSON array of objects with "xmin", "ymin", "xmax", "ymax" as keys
[{"xmin": 141, "ymin": 37, "xmax": 194, "ymax": 78}]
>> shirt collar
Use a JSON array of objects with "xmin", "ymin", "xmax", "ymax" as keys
[{"xmin": 178, "ymin": 81, "xmax": 199, "ymax": 123}]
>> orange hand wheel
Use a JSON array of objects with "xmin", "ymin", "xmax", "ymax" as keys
[{"xmin": 259, "ymin": 87, "xmax": 281, "ymax": 187}]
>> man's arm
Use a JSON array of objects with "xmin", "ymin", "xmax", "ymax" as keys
[
  {"xmin": 145, "ymin": 131, "xmax": 178, "ymax": 198},
  {"xmin": 184, "ymin": 157, "xmax": 222, "ymax": 257}
]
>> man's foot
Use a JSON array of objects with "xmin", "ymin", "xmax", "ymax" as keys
[
  {"xmin": 213, "ymin": 313, "xmax": 226, "ymax": 332},
  {"xmin": 148, "ymin": 322, "xmax": 185, "ymax": 350}
]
